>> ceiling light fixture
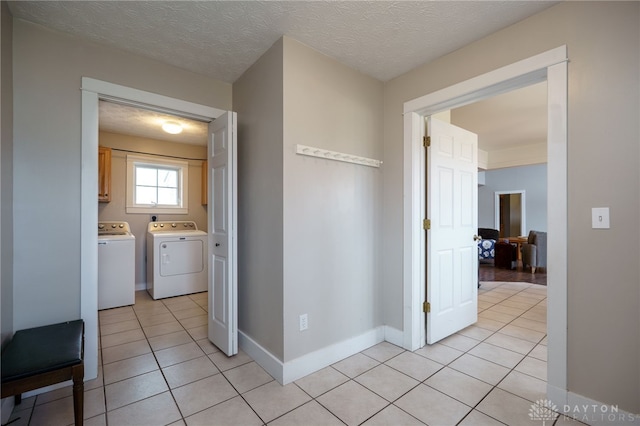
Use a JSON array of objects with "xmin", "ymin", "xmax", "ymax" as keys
[{"xmin": 162, "ymin": 121, "xmax": 183, "ymax": 134}]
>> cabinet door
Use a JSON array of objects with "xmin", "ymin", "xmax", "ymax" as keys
[
  {"xmin": 98, "ymin": 146, "xmax": 112, "ymax": 202},
  {"xmin": 201, "ymin": 160, "xmax": 208, "ymax": 205}
]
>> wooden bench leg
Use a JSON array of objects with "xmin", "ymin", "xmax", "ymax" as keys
[{"xmin": 72, "ymin": 364, "xmax": 84, "ymax": 426}]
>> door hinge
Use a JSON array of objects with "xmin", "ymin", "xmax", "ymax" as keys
[
  {"xmin": 423, "ymin": 219, "xmax": 430, "ymax": 230},
  {"xmin": 423, "ymin": 136, "xmax": 431, "ymax": 147},
  {"xmin": 423, "ymin": 301, "xmax": 431, "ymax": 313}
]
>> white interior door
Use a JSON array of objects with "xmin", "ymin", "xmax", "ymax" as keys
[
  {"xmin": 426, "ymin": 117, "xmax": 478, "ymax": 344},
  {"xmin": 208, "ymin": 111, "xmax": 238, "ymax": 356}
]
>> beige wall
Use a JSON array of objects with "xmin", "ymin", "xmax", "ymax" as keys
[
  {"xmin": 383, "ymin": 1, "xmax": 639, "ymax": 413},
  {"xmin": 282, "ymin": 37, "xmax": 383, "ymax": 361},
  {"xmin": 9, "ymin": 1, "xmax": 640, "ymax": 411},
  {"xmin": 233, "ymin": 38, "xmax": 285, "ymax": 360},
  {"xmin": 12, "ymin": 18, "xmax": 231, "ymax": 331},
  {"xmin": 98, "ymin": 132, "xmax": 207, "ymax": 290},
  {"xmin": 232, "ymin": 36, "xmax": 384, "ymax": 365},
  {"xmin": 1, "ymin": 0, "xmax": 13, "ymax": 348}
]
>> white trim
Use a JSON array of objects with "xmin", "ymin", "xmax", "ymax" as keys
[
  {"xmin": 238, "ymin": 331, "xmax": 285, "ymax": 383},
  {"xmin": 383, "ymin": 325, "xmax": 404, "ymax": 347},
  {"xmin": 81, "ymin": 78, "xmax": 226, "ymax": 381},
  {"xmin": 478, "ymin": 149, "xmax": 489, "ymax": 170},
  {"xmin": 22, "ymin": 381, "xmax": 70, "ymax": 398},
  {"xmin": 126, "ymin": 154, "xmax": 189, "ymax": 214},
  {"xmin": 283, "ymin": 327, "xmax": 383, "ymax": 384},
  {"xmin": 402, "ymin": 112, "xmax": 426, "ymax": 350},
  {"xmin": 1, "ymin": 396, "xmax": 15, "ymax": 424},
  {"xmin": 403, "ymin": 46, "xmax": 567, "ymax": 115},
  {"xmin": 546, "ymin": 60, "xmax": 568, "ymax": 392},
  {"xmin": 239, "ymin": 328, "xmax": 384, "ymax": 385},
  {"xmin": 548, "ymin": 383, "xmax": 567, "ymax": 413},
  {"xmin": 548, "ymin": 385, "xmax": 640, "ymax": 425},
  {"xmin": 402, "ymin": 47, "xmax": 568, "ymax": 397},
  {"xmin": 81, "ymin": 89, "xmax": 99, "ymax": 380},
  {"xmin": 494, "ymin": 190, "xmax": 527, "ymax": 237},
  {"xmin": 81, "ymin": 78, "xmax": 225, "ymax": 121}
]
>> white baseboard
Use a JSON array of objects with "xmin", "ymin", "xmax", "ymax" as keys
[
  {"xmin": 547, "ymin": 383, "xmax": 567, "ymax": 410},
  {"xmin": 383, "ymin": 325, "xmax": 404, "ymax": 347},
  {"xmin": 548, "ymin": 384, "xmax": 640, "ymax": 425},
  {"xmin": 238, "ymin": 331, "xmax": 284, "ymax": 383},
  {"xmin": 282, "ymin": 327, "xmax": 384, "ymax": 384},
  {"xmin": 135, "ymin": 282, "xmax": 147, "ymax": 291},
  {"xmin": 239, "ymin": 327, "xmax": 385, "ymax": 385},
  {"xmin": 1, "ymin": 397, "xmax": 15, "ymax": 424},
  {"xmin": 22, "ymin": 381, "xmax": 71, "ymax": 399}
]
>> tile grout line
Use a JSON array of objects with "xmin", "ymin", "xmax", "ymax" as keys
[
  {"xmin": 452, "ymin": 281, "xmax": 548, "ymax": 425},
  {"xmin": 20, "ymin": 283, "xmax": 549, "ymax": 426},
  {"xmin": 100, "ymin": 294, "xmax": 206, "ymax": 422}
]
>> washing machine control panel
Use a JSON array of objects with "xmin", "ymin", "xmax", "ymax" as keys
[
  {"xmin": 98, "ymin": 221, "xmax": 131, "ymax": 236},
  {"xmin": 148, "ymin": 221, "xmax": 199, "ymax": 232}
]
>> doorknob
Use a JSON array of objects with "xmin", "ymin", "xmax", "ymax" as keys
[{"xmin": 473, "ymin": 235, "xmax": 481, "ymax": 241}]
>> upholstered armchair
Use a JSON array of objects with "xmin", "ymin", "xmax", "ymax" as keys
[{"xmin": 522, "ymin": 230, "xmax": 547, "ymax": 273}]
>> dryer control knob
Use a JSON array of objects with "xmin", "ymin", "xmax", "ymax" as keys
[{"xmin": 171, "ymin": 223, "xmax": 177, "ymax": 228}]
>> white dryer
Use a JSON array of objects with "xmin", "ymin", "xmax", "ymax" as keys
[
  {"xmin": 146, "ymin": 221, "xmax": 207, "ymax": 300},
  {"xmin": 98, "ymin": 221, "xmax": 135, "ymax": 310}
]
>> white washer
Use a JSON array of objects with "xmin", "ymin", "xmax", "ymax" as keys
[
  {"xmin": 98, "ymin": 221, "xmax": 135, "ymax": 310},
  {"xmin": 146, "ymin": 221, "xmax": 208, "ymax": 300}
]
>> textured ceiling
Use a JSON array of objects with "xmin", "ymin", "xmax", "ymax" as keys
[
  {"xmin": 8, "ymin": 1, "xmax": 557, "ymax": 83},
  {"xmin": 99, "ymin": 101, "xmax": 208, "ymax": 145},
  {"xmin": 99, "ymin": 84, "xmax": 549, "ymax": 150},
  {"xmin": 10, "ymin": 1, "xmax": 556, "ymax": 151}
]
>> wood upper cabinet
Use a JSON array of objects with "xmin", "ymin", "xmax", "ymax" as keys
[
  {"xmin": 98, "ymin": 146, "xmax": 112, "ymax": 203},
  {"xmin": 201, "ymin": 160, "xmax": 207, "ymax": 205}
]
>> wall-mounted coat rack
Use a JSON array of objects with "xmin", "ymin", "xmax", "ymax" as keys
[{"xmin": 295, "ymin": 144, "xmax": 382, "ymax": 168}]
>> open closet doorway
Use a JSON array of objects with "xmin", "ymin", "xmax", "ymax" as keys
[{"xmin": 81, "ymin": 78, "xmax": 227, "ymax": 380}]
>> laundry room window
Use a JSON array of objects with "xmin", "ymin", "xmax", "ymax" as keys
[{"xmin": 126, "ymin": 154, "xmax": 189, "ymax": 214}]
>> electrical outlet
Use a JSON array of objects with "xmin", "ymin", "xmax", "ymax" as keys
[{"xmin": 299, "ymin": 314, "xmax": 308, "ymax": 331}]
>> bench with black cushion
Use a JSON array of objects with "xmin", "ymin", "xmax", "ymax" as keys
[{"xmin": 1, "ymin": 320, "xmax": 84, "ymax": 425}]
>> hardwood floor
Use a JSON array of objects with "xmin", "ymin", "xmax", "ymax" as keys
[{"xmin": 479, "ymin": 261, "xmax": 547, "ymax": 286}]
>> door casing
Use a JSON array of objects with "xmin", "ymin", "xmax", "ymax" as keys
[
  {"xmin": 402, "ymin": 46, "xmax": 568, "ymax": 400},
  {"xmin": 495, "ymin": 190, "xmax": 526, "ymax": 237},
  {"xmin": 80, "ymin": 78, "xmax": 226, "ymax": 380}
]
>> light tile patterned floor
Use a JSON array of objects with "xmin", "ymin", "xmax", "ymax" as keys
[{"xmin": 8, "ymin": 282, "xmax": 579, "ymax": 426}]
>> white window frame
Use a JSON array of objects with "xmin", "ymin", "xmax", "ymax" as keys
[{"xmin": 126, "ymin": 154, "xmax": 189, "ymax": 214}]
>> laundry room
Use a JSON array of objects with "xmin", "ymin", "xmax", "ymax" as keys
[{"xmin": 98, "ymin": 100, "xmax": 209, "ymax": 301}]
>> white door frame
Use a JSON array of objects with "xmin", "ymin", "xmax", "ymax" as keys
[
  {"xmin": 494, "ymin": 190, "xmax": 527, "ymax": 237},
  {"xmin": 80, "ymin": 77, "xmax": 226, "ymax": 379},
  {"xmin": 402, "ymin": 46, "xmax": 568, "ymax": 399}
]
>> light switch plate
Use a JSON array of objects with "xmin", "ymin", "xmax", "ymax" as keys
[{"xmin": 592, "ymin": 207, "xmax": 610, "ymax": 229}]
